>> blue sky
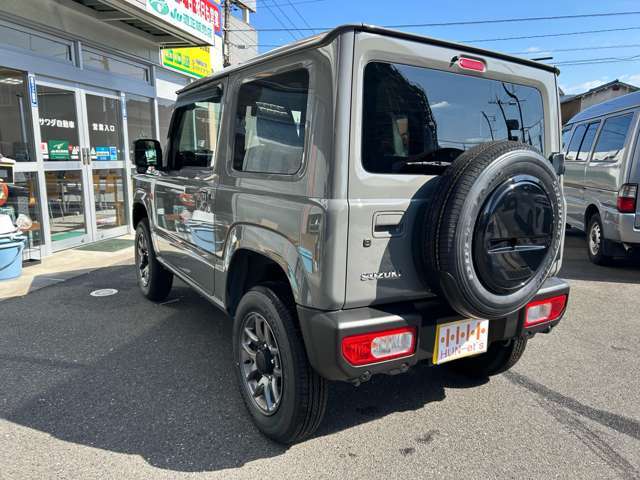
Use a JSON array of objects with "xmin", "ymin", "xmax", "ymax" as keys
[{"xmin": 248, "ymin": 0, "xmax": 640, "ymax": 95}]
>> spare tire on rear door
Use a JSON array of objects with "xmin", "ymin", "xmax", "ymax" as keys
[{"xmin": 420, "ymin": 141, "xmax": 563, "ymax": 320}]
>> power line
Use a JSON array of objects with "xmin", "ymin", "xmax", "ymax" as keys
[
  {"xmin": 554, "ymin": 53, "xmax": 640, "ymax": 66},
  {"xmin": 261, "ymin": 0, "xmax": 327, "ymax": 6},
  {"xmin": 383, "ymin": 11, "xmax": 640, "ymax": 29},
  {"xmin": 230, "ymin": 10, "xmax": 640, "ymax": 32},
  {"xmin": 509, "ymin": 43, "xmax": 640, "ymax": 56},
  {"xmin": 261, "ymin": 3, "xmax": 300, "ymax": 41},
  {"xmin": 285, "ymin": 0, "xmax": 317, "ymax": 35},
  {"xmin": 269, "ymin": 2, "xmax": 306, "ymax": 39},
  {"xmin": 463, "ymin": 26, "xmax": 640, "ymax": 44},
  {"xmin": 558, "ymin": 59, "xmax": 640, "ymax": 66}
]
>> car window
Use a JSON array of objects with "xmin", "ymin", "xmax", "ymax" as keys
[
  {"xmin": 566, "ymin": 124, "xmax": 586, "ymax": 161},
  {"xmin": 361, "ymin": 61, "xmax": 545, "ymax": 175},
  {"xmin": 232, "ymin": 68, "xmax": 309, "ymax": 175},
  {"xmin": 591, "ymin": 113, "xmax": 634, "ymax": 163},
  {"xmin": 576, "ymin": 122, "xmax": 600, "ymax": 161},
  {"xmin": 562, "ymin": 127, "xmax": 573, "ymax": 152},
  {"xmin": 171, "ymin": 85, "xmax": 223, "ymax": 170}
]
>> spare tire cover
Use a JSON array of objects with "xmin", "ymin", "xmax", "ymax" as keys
[{"xmin": 420, "ymin": 141, "xmax": 563, "ymax": 319}]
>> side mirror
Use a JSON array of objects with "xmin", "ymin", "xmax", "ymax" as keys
[{"xmin": 134, "ymin": 139, "xmax": 162, "ymax": 174}]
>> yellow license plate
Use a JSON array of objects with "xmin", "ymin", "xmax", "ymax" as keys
[{"xmin": 433, "ymin": 318, "xmax": 489, "ymax": 365}]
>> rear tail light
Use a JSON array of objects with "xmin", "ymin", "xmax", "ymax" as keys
[
  {"xmin": 524, "ymin": 295, "xmax": 567, "ymax": 327},
  {"xmin": 617, "ymin": 184, "xmax": 637, "ymax": 213},
  {"xmin": 342, "ymin": 327, "xmax": 416, "ymax": 366},
  {"xmin": 457, "ymin": 56, "xmax": 486, "ymax": 73}
]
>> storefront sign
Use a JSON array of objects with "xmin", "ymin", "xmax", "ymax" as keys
[
  {"xmin": 92, "ymin": 123, "xmax": 116, "ymax": 133},
  {"xmin": 161, "ymin": 47, "xmax": 213, "ymax": 78},
  {"xmin": 40, "ymin": 118, "xmax": 76, "ymax": 129},
  {"xmin": 48, "ymin": 140, "xmax": 70, "ymax": 160},
  {"xmin": 28, "ymin": 75, "xmax": 37, "ymax": 107},
  {"xmin": 95, "ymin": 146, "xmax": 110, "ymax": 161},
  {"xmin": 146, "ymin": 0, "xmax": 221, "ymax": 44},
  {"xmin": 91, "ymin": 146, "xmax": 119, "ymax": 161}
]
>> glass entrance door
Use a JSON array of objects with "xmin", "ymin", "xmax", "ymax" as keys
[
  {"xmin": 82, "ymin": 92, "xmax": 128, "ymax": 241},
  {"xmin": 38, "ymin": 81, "xmax": 129, "ymax": 250},
  {"xmin": 38, "ymin": 83, "xmax": 91, "ymax": 250}
]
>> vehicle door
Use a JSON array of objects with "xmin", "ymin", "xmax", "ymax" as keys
[
  {"xmin": 564, "ymin": 121, "xmax": 600, "ymax": 229},
  {"xmin": 585, "ymin": 111, "xmax": 637, "ymax": 214},
  {"xmin": 153, "ymin": 81, "xmax": 225, "ymax": 295}
]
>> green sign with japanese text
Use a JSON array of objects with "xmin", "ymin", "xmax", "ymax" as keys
[{"xmin": 48, "ymin": 140, "xmax": 70, "ymax": 160}]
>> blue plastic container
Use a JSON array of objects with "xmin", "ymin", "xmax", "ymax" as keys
[{"xmin": 0, "ymin": 236, "xmax": 25, "ymax": 281}]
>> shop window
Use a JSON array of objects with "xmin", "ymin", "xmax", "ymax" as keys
[
  {"xmin": 1, "ymin": 171, "xmax": 43, "ymax": 248},
  {"xmin": 45, "ymin": 170, "xmax": 87, "ymax": 243},
  {"xmin": 93, "ymin": 169, "xmax": 126, "ymax": 231},
  {"xmin": 37, "ymin": 85, "xmax": 80, "ymax": 161},
  {"xmin": 0, "ymin": 24, "xmax": 72, "ymax": 63},
  {"xmin": 86, "ymin": 94, "xmax": 123, "ymax": 162},
  {"xmin": 83, "ymin": 50, "xmax": 149, "ymax": 83},
  {"xmin": 126, "ymin": 95, "xmax": 155, "ymax": 161},
  {"xmin": 0, "ymin": 68, "xmax": 32, "ymax": 162}
]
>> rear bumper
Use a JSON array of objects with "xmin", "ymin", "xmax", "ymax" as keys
[
  {"xmin": 602, "ymin": 210, "xmax": 640, "ymax": 245},
  {"xmin": 297, "ymin": 277, "xmax": 570, "ymax": 382}
]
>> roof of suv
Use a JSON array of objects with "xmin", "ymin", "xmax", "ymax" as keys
[
  {"xmin": 566, "ymin": 90, "xmax": 640, "ymax": 125},
  {"xmin": 180, "ymin": 24, "xmax": 558, "ymax": 94}
]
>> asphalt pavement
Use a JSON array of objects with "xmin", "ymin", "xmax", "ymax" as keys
[{"xmin": 1, "ymin": 230, "xmax": 639, "ymax": 480}]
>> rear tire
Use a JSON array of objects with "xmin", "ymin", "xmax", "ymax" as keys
[
  {"xmin": 135, "ymin": 218, "xmax": 173, "ymax": 302},
  {"xmin": 451, "ymin": 337, "xmax": 527, "ymax": 378},
  {"xmin": 233, "ymin": 284, "xmax": 328, "ymax": 444},
  {"xmin": 420, "ymin": 141, "xmax": 563, "ymax": 319},
  {"xmin": 587, "ymin": 213, "xmax": 612, "ymax": 266}
]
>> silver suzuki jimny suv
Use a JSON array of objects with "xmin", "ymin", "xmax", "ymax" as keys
[{"xmin": 132, "ymin": 25, "xmax": 570, "ymax": 444}]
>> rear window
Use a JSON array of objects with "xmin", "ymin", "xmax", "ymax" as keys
[{"xmin": 362, "ymin": 62, "xmax": 545, "ymax": 174}]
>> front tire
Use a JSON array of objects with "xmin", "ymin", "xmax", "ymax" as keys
[
  {"xmin": 587, "ymin": 213, "xmax": 612, "ymax": 265},
  {"xmin": 451, "ymin": 337, "xmax": 528, "ymax": 378},
  {"xmin": 233, "ymin": 284, "xmax": 328, "ymax": 444},
  {"xmin": 135, "ymin": 218, "xmax": 173, "ymax": 302}
]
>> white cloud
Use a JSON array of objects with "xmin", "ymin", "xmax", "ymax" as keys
[
  {"xmin": 562, "ymin": 79, "xmax": 609, "ymax": 95},
  {"xmin": 619, "ymin": 73, "xmax": 640, "ymax": 87},
  {"xmin": 431, "ymin": 101, "xmax": 450, "ymax": 109},
  {"xmin": 526, "ymin": 46, "xmax": 541, "ymax": 53}
]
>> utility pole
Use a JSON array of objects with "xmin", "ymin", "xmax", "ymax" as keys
[{"xmin": 223, "ymin": 0, "xmax": 232, "ymax": 67}]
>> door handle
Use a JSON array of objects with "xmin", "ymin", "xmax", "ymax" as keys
[
  {"xmin": 81, "ymin": 147, "xmax": 91, "ymax": 165},
  {"xmin": 373, "ymin": 212, "xmax": 404, "ymax": 238}
]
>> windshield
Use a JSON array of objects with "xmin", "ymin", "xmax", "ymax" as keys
[{"xmin": 362, "ymin": 61, "xmax": 545, "ymax": 174}]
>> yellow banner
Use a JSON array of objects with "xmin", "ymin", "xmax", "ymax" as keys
[{"xmin": 161, "ymin": 47, "xmax": 212, "ymax": 79}]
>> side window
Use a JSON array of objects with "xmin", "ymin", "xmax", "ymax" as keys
[
  {"xmin": 576, "ymin": 122, "xmax": 600, "ymax": 161},
  {"xmin": 171, "ymin": 86, "xmax": 223, "ymax": 170},
  {"xmin": 566, "ymin": 124, "xmax": 586, "ymax": 161},
  {"xmin": 232, "ymin": 68, "xmax": 309, "ymax": 175},
  {"xmin": 591, "ymin": 113, "xmax": 634, "ymax": 163},
  {"xmin": 562, "ymin": 127, "xmax": 573, "ymax": 152}
]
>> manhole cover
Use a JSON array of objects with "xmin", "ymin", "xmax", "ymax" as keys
[{"xmin": 90, "ymin": 288, "xmax": 118, "ymax": 297}]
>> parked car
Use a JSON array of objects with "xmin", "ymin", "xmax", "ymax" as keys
[
  {"xmin": 563, "ymin": 91, "xmax": 640, "ymax": 264},
  {"xmin": 131, "ymin": 25, "xmax": 570, "ymax": 443}
]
